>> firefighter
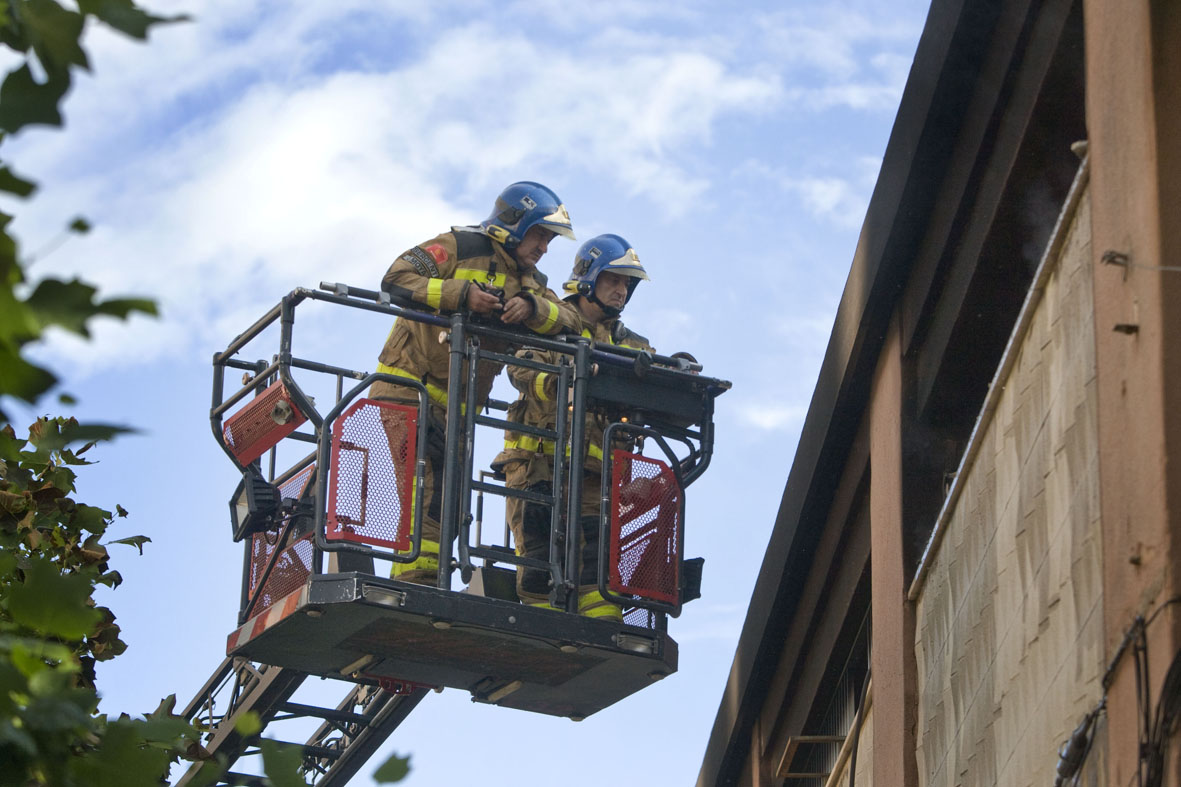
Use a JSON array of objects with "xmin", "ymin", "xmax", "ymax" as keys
[
  {"xmin": 371, "ymin": 181, "xmax": 582, "ymax": 584},
  {"xmin": 493, "ymin": 234, "xmax": 653, "ymax": 620}
]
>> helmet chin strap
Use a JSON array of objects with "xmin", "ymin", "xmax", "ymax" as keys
[{"xmin": 588, "ymin": 292, "xmax": 622, "ymax": 318}]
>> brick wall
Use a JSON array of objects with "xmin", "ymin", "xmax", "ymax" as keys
[{"xmin": 913, "ymin": 184, "xmax": 1104, "ymax": 786}]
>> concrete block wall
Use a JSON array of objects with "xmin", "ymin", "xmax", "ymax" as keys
[{"xmin": 913, "ymin": 185, "xmax": 1105, "ymax": 786}]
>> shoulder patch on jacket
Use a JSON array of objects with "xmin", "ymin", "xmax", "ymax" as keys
[
  {"xmin": 451, "ymin": 226, "xmax": 494, "ymax": 261},
  {"xmin": 402, "ymin": 247, "xmax": 440, "ymax": 278}
]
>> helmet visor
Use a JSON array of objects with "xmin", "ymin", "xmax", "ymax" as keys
[
  {"xmin": 537, "ymin": 204, "xmax": 576, "ymax": 240},
  {"xmin": 605, "ymin": 247, "xmax": 650, "ymax": 280}
]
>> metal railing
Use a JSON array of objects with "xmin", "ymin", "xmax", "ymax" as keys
[{"xmin": 210, "ymin": 281, "xmax": 728, "ymax": 623}]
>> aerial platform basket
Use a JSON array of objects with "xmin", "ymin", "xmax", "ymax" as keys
[
  {"xmin": 206, "ymin": 282, "xmax": 728, "ymax": 723},
  {"xmin": 225, "ymin": 573, "xmax": 676, "ymax": 719}
]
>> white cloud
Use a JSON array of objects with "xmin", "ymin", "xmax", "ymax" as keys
[
  {"xmin": 769, "ymin": 314, "xmax": 837, "ymax": 347},
  {"xmin": 787, "ymin": 176, "xmax": 868, "ymax": 228},
  {"xmin": 736, "ymin": 153, "xmax": 883, "ymax": 229},
  {"xmin": 755, "ymin": 4, "xmax": 922, "ymax": 111},
  {"xmin": 736, "ymin": 401, "xmax": 807, "ymax": 431},
  {"xmin": 9, "ymin": 6, "xmax": 784, "ymax": 376}
]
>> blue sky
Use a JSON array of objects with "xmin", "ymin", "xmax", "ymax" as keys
[{"xmin": 5, "ymin": 1, "xmax": 930, "ymax": 783}]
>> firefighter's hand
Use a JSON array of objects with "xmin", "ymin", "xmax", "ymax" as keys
[
  {"xmin": 466, "ymin": 286, "xmax": 503, "ymax": 314},
  {"xmin": 500, "ymin": 295, "xmax": 534, "ymax": 324}
]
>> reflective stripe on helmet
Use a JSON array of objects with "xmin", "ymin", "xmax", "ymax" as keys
[
  {"xmin": 538, "ymin": 204, "xmax": 575, "ymax": 239},
  {"xmin": 605, "ymin": 247, "xmax": 650, "ymax": 279}
]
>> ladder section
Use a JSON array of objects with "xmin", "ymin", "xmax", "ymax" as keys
[{"xmin": 176, "ymin": 658, "xmax": 426, "ymax": 785}]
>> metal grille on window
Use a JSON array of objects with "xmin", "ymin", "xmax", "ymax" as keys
[{"xmin": 780, "ymin": 609, "xmax": 871, "ymax": 784}]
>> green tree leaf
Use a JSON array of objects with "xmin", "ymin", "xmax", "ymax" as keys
[
  {"xmin": 110, "ymin": 534, "xmax": 150, "ymax": 554},
  {"xmin": 27, "ymin": 419, "xmax": 135, "ymax": 452},
  {"xmin": 373, "ymin": 752, "xmax": 412, "ymax": 783},
  {"xmin": 23, "ymin": 277, "xmax": 158, "ymax": 338},
  {"xmin": 0, "ymin": 345, "xmax": 57, "ymax": 408},
  {"xmin": 69, "ymin": 718, "xmax": 174, "ymax": 787},
  {"xmin": 95, "ymin": 295, "xmax": 158, "ymax": 319},
  {"xmin": 0, "ymin": 62, "xmax": 69, "ymax": 133},
  {"xmin": 25, "ymin": 277, "xmax": 103, "ymax": 336},
  {"xmin": 20, "ymin": 0, "xmax": 89, "ymax": 73},
  {"xmin": 76, "ymin": 0, "xmax": 191, "ymax": 40},
  {"xmin": 233, "ymin": 711, "xmax": 262, "ymax": 738},
  {"xmin": 259, "ymin": 739, "xmax": 306, "ymax": 787},
  {"xmin": 0, "ymin": 165, "xmax": 36, "ymax": 197},
  {"xmin": 7, "ymin": 557, "xmax": 102, "ymax": 639}
]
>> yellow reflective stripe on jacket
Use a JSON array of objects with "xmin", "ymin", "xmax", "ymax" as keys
[
  {"xmin": 533, "ymin": 373, "xmax": 550, "ymax": 402},
  {"xmin": 426, "ymin": 279, "xmax": 444, "ymax": 310},
  {"xmin": 537, "ymin": 300, "xmax": 559, "ymax": 333},
  {"xmin": 578, "ymin": 589, "xmax": 622, "ymax": 620},
  {"xmin": 580, "ymin": 326, "xmax": 644, "ymax": 350},
  {"xmin": 454, "ymin": 268, "xmax": 507, "ymax": 289},
  {"xmin": 503, "ymin": 434, "xmax": 602, "ymax": 461},
  {"xmin": 392, "ymin": 538, "xmax": 439, "ymax": 577},
  {"xmin": 376, "ymin": 363, "xmax": 450, "ymax": 409},
  {"xmin": 503, "ymin": 434, "xmax": 556, "ymax": 455}
]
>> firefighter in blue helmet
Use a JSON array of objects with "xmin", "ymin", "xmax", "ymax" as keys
[
  {"xmin": 492, "ymin": 234, "xmax": 653, "ymax": 620},
  {"xmin": 371, "ymin": 182, "xmax": 581, "ymax": 584}
]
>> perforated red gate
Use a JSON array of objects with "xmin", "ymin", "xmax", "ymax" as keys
[
  {"xmin": 608, "ymin": 450, "xmax": 682, "ymax": 606},
  {"xmin": 223, "ymin": 381, "xmax": 308, "ymax": 465},
  {"xmin": 326, "ymin": 398, "xmax": 417, "ymax": 551}
]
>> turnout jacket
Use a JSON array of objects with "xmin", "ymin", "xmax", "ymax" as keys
[
  {"xmin": 492, "ymin": 314, "xmax": 653, "ymax": 485},
  {"xmin": 371, "ymin": 226, "xmax": 581, "ymax": 412}
]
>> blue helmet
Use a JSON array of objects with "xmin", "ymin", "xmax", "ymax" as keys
[
  {"xmin": 563, "ymin": 234, "xmax": 650, "ymax": 314},
  {"xmin": 480, "ymin": 181, "xmax": 575, "ymax": 248}
]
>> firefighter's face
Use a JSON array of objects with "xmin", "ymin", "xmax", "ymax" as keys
[
  {"xmin": 594, "ymin": 271, "xmax": 630, "ymax": 310},
  {"xmin": 511, "ymin": 225, "xmax": 557, "ymax": 269}
]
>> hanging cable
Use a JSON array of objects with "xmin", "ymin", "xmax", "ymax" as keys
[
  {"xmin": 1060, "ymin": 596, "xmax": 1181, "ymax": 787},
  {"xmin": 1053, "ymin": 700, "xmax": 1105, "ymax": 787}
]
